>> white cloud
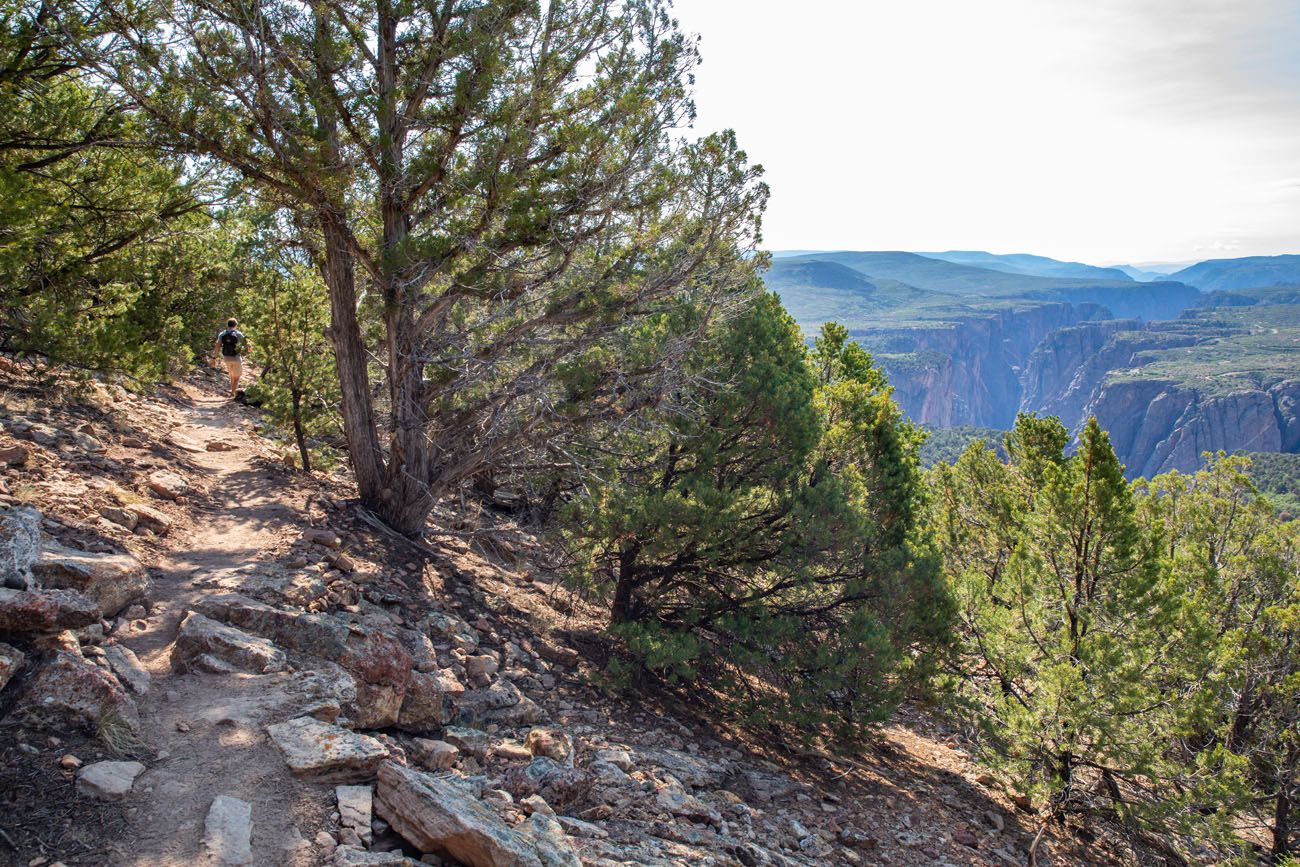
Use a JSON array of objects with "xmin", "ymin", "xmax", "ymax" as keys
[{"xmin": 671, "ymin": 0, "xmax": 1300, "ymax": 263}]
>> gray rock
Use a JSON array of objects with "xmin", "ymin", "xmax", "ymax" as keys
[
  {"xmin": 375, "ymin": 761, "xmax": 579, "ymax": 867},
  {"xmin": 76, "ymin": 760, "xmax": 145, "ymax": 799},
  {"xmin": 172, "ymin": 611, "xmax": 287, "ymax": 674},
  {"xmin": 441, "ymin": 725, "xmax": 488, "ymax": 759},
  {"xmin": 33, "ymin": 541, "xmax": 149, "ymax": 618},
  {"xmin": 337, "ymin": 784, "xmax": 373, "ymax": 845},
  {"xmin": 0, "ymin": 506, "xmax": 40, "ymax": 589},
  {"xmin": 203, "ymin": 794, "xmax": 254, "ymax": 866},
  {"xmin": 333, "ymin": 846, "xmax": 412, "ymax": 866},
  {"xmin": 103, "ymin": 644, "xmax": 151, "ymax": 694},
  {"xmin": 267, "ymin": 716, "xmax": 389, "ymax": 781},
  {"xmin": 125, "ymin": 502, "xmax": 172, "ymax": 534}
]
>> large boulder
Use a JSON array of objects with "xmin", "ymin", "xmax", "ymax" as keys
[
  {"xmin": 0, "ymin": 506, "xmax": 41, "ymax": 590},
  {"xmin": 267, "ymin": 716, "xmax": 389, "ymax": 781},
  {"xmin": 33, "ymin": 541, "xmax": 149, "ymax": 618},
  {"xmin": 0, "ymin": 587, "xmax": 101, "ymax": 633},
  {"xmin": 17, "ymin": 648, "xmax": 140, "ymax": 734},
  {"xmin": 374, "ymin": 761, "xmax": 579, "ymax": 867},
  {"xmin": 172, "ymin": 611, "xmax": 287, "ymax": 674},
  {"xmin": 200, "ymin": 595, "xmax": 412, "ymax": 727}
]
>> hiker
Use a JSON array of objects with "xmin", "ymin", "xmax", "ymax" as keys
[{"xmin": 212, "ymin": 318, "xmax": 250, "ymax": 398}]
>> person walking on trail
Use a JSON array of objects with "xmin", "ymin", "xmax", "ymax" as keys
[{"xmin": 212, "ymin": 318, "xmax": 250, "ymax": 398}]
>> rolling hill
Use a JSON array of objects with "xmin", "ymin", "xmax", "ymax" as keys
[
  {"xmin": 1169, "ymin": 254, "xmax": 1300, "ymax": 292},
  {"xmin": 919, "ymin": 250, "xmax": 1133, "ymax": 282}
]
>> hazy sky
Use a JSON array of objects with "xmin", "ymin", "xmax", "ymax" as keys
[{"xmin": 671, "ymin": 0, "xmax": 1300, "ymax": 265}]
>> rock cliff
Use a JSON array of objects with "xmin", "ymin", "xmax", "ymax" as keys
[{"xmin": 866, "ymin": 302, "xmax": 1107, "ymax": 428}]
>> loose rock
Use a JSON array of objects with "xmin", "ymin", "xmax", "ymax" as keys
[
  {"xmin": 267, "ymin": 716, "xmax": 389, "ymax": 781},
  {"xmin": 75, "ymin": 760, "xmax": 145, "ymax": 800},
  {"xmin": 375, "ymin": 761, "xmax": 580, "ymax": 867},
  {"xmin": 172, "ymin": 611, "xmax": 287, "ymax": 674}
]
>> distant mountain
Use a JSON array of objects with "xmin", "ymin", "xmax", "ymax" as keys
[
  {"xmin": 779, "ymin": 251, "xmax": 1199, "ymax": 320},
  {"xmin": 1114, "ymin": 265, "xmax": 1165, "ymax": 282},
  {"xmin": 763, "ymin": 259, "xmax": 876, "ymax": 292},
  {"xmin": 919, "ymin": 250, "xmax": 1133, "ymax": 282},
  {"xmin": 1169, "ymin": 254, "xmax": 1300, "ymax": 292}
]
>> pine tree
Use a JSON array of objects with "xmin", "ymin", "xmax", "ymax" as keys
[
  {"xmin": 932, "ymin": 416, "xmax": 1226, "ymax": 842},
  {"xmin": 1137, "ymin": 454, "xmax": 1300, "ymax": 861}
]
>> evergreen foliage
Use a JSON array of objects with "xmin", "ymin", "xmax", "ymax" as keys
[
  {"xmin": 930, "ymin": 416, "xmax": 1234, "ymax": 843},
  {"xmin": 565, "ymin": 310, "xmax": 953, "ymax": 735},
  {"xmin": 0, "ymin": 1, "xmax": 223, "ymax": 380},
  {"xmin": 234, "ymin": 212, "xmax": 340, "ymax": 471}
]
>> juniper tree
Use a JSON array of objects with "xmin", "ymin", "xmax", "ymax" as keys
[
  {"xmin": 566, "ymin": 312, "xmax": 952, "ymax": 733},
  {"xmin": 1137, "ymin": 455, "xmax": 1300, "ymax": 862},
  {"xmin": 234, "ymin": 211, "xmax": 339, "ymax": 471},
  {"xmin": 0, "ymin": 0, "xmax": 222, "ymax": 378},
  {"xmin": 101, "ymin": 0, "xmax": 767, "ymax": 533},
  {"xmin": 931, "ymin": 416, "xmax": 1228, "ymax": 842}
]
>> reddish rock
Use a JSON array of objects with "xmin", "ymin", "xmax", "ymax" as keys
[
  {"xmin": 396, "ymin": 669, "xmax": 465, "ymax": 733},
  {"xmin": 198, "ymin": 594, "xmax": 412, "ymax": 727},
  {"xmin": 18, "ymin": 649, "xmax": 140, "ymax": 734},
  {"xmin": 0, "ymin": 587, "xmax": 102, "ymax": 633}
]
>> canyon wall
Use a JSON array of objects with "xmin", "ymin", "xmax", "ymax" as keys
[{"xmin": 863, "ymin": 302, "xmax": 1107, "ymax": 429}]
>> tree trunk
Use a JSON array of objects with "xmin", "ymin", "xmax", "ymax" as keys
[
  {"xmin": 1271, "ymin": 785, "xmax": 1291, "ymax": 863},
  {"xmin": 290, "ymin": 388, "xmax": 311, "ymax": 473},
  {"xmin": 320, "ymin": 210, "xmax": 385, "ymax": 501},
  {"xmin": 611, "ymin": 543, "xmax": 642, "ymax": 624}
]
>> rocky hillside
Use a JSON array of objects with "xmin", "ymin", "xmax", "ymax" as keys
[{"xmin": 0, "ymin": 362, "xmax": 1139, "ymax": 866}]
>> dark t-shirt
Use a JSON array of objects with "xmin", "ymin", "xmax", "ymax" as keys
[{"xmin": 217, "ymin": 329, "xmax": 245, "ymax": 357}]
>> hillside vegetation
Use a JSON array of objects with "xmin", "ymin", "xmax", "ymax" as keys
[{"xmin": 0, "ymin": 4, "xmax": 1298, "ymax": 867}]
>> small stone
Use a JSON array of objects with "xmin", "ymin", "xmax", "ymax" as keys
[
  {"xmin": 524, "ymin": 727, "xmax": 574, "ymax": 767},
  {"xmin": 441, "ymin": 725, "xmax": 488, "ymax": 759},
  {"xmin": 76, "ymin": 760, "xmax": 145, "ymax": 799},
  {"xmin": 146, "ymin": 470, "xmax": 189, "ymax": 500},
  {"xmin": 59, "ymin": 754, "xmax": 83, "ymax": 770},
  {"xmin": 411, "ymin": 738, "xmax": 459, "ymax": 771},
  {"xmin": 304, "ymin": 528, "xmax": 343, "ymax": 549}
]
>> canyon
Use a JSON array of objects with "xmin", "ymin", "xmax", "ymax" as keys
[{"xmin": 769, "ymin": 251, "xmax": 1300, "ymax": 478}]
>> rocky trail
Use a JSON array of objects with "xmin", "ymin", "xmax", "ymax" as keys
[{"xmin": 0, "ymin": 368, "xmax": 1134, "ymax": 867}]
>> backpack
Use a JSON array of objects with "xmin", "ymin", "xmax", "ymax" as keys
[{"xmin": 219, "ymin": 329, "xmax": 243, "ymax": 357}]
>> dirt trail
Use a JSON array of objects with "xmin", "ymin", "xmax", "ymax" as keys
[{"xmin": 110, "ymin": 384, "xmax": 325, "ymax": 866}]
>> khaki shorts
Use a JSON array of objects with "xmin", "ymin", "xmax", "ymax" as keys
[{"xmin": 223, "ymin": 356, "xmax": 243, "ymax": 378}]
